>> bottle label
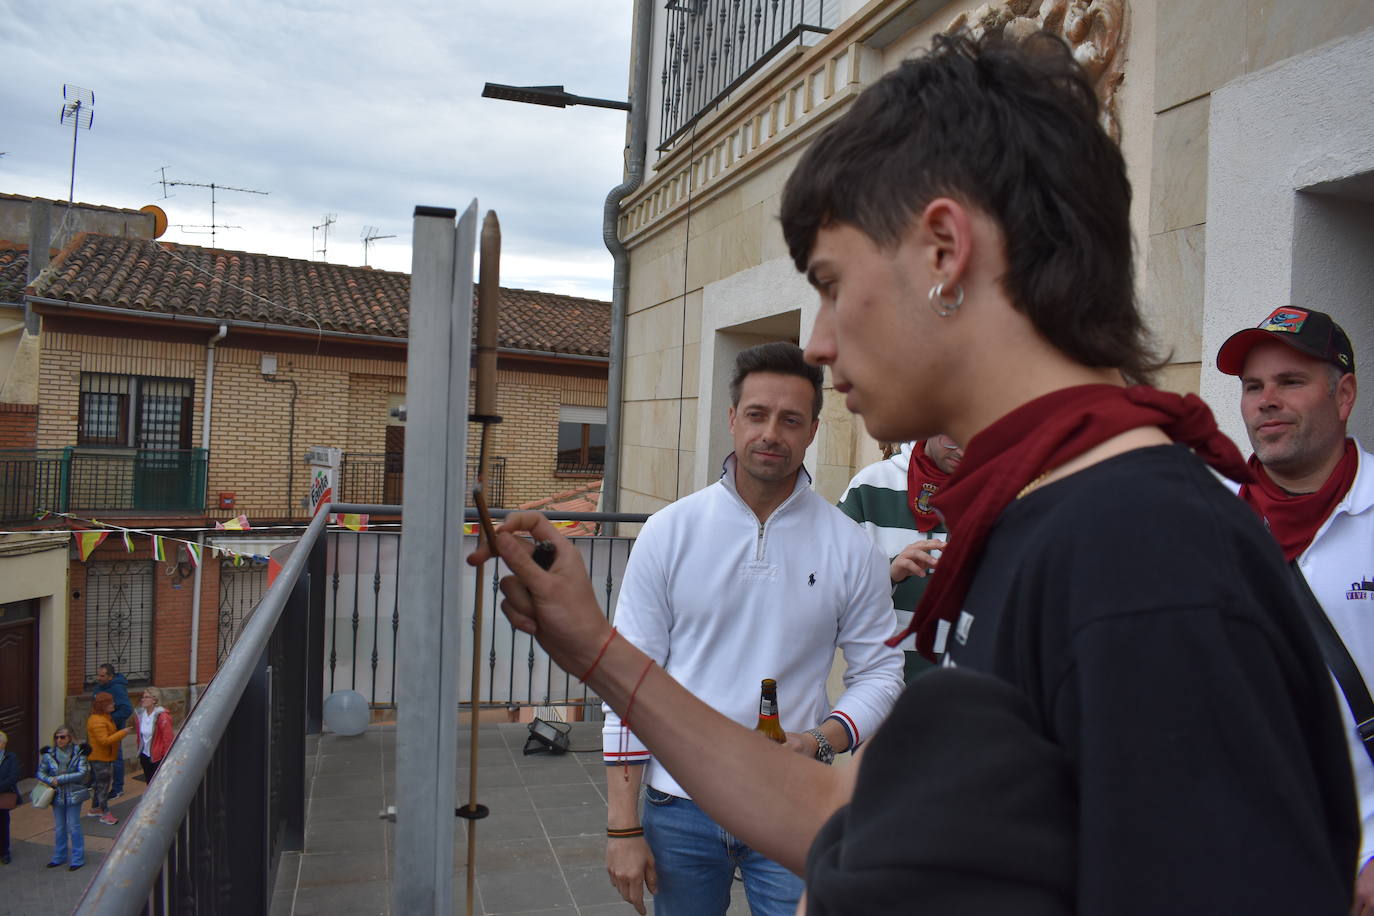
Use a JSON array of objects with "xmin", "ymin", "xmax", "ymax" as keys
[{"xmin": 759, "ymin": 699, "xmax": 777, "ymax": 717}]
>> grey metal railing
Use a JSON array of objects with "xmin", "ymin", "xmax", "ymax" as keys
[
  {"xmin": 322, "ymin": 510, "xmax": 639, "ymax": 711},
  {"xmin": 74, "ymin": 503, "xmax": 648, "ymax": 915}
]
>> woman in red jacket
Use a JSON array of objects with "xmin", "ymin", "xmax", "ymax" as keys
[{"xmin": 133, "ymin": 688, "xmax": 175, "ymax": 782}]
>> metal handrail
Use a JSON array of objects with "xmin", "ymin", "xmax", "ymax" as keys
[
  {"xmin": 74, "ymin": 502, "xmax": 651, "ymax": 914},
  {"xmin": 73, "ymin": 502, "xmax": 364, "ymax": 913}
]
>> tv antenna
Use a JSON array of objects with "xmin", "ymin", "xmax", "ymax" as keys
[
  {"xmin": 59, "ymin": 85, "xmax": 94, "ymax": 206},
  {"xmin": 154, "ymin": 166, "xmax": 175, "ymax": 199},
  {"xmin": 360, "ymin": 225, "xmax": 396, "ymax": 266},
  {"xmin": 166, "ymin": 179, "xmax": 269, "ymax": 249},
  {"xmin": 313, "ymin": 213, "xmax": 337, "ymax": 261}
]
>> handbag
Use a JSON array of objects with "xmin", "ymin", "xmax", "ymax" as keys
[
  {"xmin": 30, "ymin": 782, "xmax": 54, "ymax": 809},
  {"xmin": 0, "ymin": 791, "xmax": 18, "ymax": 810}
]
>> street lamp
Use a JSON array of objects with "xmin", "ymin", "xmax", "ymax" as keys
[{"xmin": 481, "ymin": 82, "xmax": 631, "ymax": 111}]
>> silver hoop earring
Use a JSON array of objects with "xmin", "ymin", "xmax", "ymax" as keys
[{"xmin": 928, "ymin": 282, "xmax": 964, "ymax": 318}]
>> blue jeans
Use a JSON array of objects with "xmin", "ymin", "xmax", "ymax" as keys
[
  {"xmin": 642, "ymin": 786, "xmax": 803, "ymax": 916},
  {"xmin": 51, "ymin": 803, "xmax": 84, "ymax": 867},
  {"xmin": 112, "ymin": 752, "xmax": 125, "ymax": 795}
]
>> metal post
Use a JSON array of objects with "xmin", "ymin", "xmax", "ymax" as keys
[
  {"xmin": 281, "ymin": 571, "xmax": 310, "ymax": 849},
  {"xmin": 224, "ymin": 649, "xmax": 271, "ymax": 913},
  {"xmin": 393, "ymin": 203, "xmax": 477, "ymax": 914},
  {"xmin": 306, "ymin": 534, "xmax": 327, "ymax": 733}
]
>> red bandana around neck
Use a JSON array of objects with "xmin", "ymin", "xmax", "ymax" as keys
[
  {"xmin": 1238, "ymin": 439, "xmax": 1357, "ymax": 562},
  {"xmin": 906, "ymin": 440, "xmax": 952, "ymax": 533},
  {"xmin": 892, "ymin": 384, "xmax": 1253, "ymax": 660}
]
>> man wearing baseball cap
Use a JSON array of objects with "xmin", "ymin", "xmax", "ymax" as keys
[{"xmin": 1217, "ymin": 306, "xmax": 1374, "ymax": 910}]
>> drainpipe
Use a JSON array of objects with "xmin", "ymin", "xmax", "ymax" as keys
[
  {"xmin": 601, "ymin": 0, "xmax": 653, "ymax": 521},
  {"xmin": 188, "ymin": 323, "xmax": 227, "ymax": 688}
]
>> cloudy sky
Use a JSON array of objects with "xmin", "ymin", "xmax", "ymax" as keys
[{"xmin": 1, "ymin": 0, "xmax": 633, "ymax": 300}]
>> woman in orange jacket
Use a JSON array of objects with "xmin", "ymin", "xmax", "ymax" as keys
[{"xmin": 86, "ymin": 692, "xmax": 130, "ymax": 825}]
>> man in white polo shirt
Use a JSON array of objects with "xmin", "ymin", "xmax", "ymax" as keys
[{"xmin": 602, "ymin": 341, "xmax": 903, "ymax": 916}]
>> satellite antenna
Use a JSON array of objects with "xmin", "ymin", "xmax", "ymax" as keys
[
  {"xmin": 166, "ymin": 179, "xmax": 269, "ymax": 249},
  {"xmin": 59, "ymin": 84, "xmax": 94, "ymax": 206},
  {"xmin": 360, "ymin": 225, "xmax": 396, "ymax": 266},
  {"xmin": 313, "ymin": 213, "xmax": 337, "ymax": 261}
]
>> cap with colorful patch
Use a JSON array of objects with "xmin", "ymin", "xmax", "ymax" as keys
[{"xmin": 1216, "ymin": 306, "xmax": 1355, "ymax": 376}]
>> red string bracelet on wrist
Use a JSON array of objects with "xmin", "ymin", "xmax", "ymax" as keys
[
  {"xmin": 579, "ymin": 627, "xmax": 618, "ymax": 683},
  {"xmin": 619, "ymin": 656, "xmax": 656, "ymax": 780}
]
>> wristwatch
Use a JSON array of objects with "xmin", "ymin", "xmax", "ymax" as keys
[{"xmin": 805, "ymin": 728, "xmax": 835, "ymax": 765}]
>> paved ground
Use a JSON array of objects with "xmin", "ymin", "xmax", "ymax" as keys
[
  {"xmin": 1, "ymin": 723, "xmax": 749, "ymax": 915},
  {"xmin": 1, "ymin": 769, "xmax": 149, "ymax": 915},
  {"xmin": 270, "ymin": 722, "xmax": 749, "ymax": 916}
]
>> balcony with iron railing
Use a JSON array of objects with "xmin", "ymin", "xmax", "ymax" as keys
[
  {"xmin": 0, "ymin": 447, "xmax": 209, "ymax": 522},
  {"xmin": 72, "ymin": 503, "xmax": 649, "ymax": 915},
  {"xmin": 657, "ymin": 0, "xmax": 835, "ymax": 150}
]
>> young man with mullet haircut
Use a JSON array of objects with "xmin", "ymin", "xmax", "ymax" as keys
[{"xmin": 473, "ymin": 31, "xmax": 1357, "ymax": 914}]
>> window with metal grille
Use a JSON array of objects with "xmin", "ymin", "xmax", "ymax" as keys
[
  {"xmin": 556, "ymin": 405, "xmax": 606, "ymax": 474},
  {"xmin": 79, "ymin": 373, "xmax": 193, "ymax": 449},
  {"xmin": 84, "ymin": 560, "xmax": 154, "ymax": 686}
]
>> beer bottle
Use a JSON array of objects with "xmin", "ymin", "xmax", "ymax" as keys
[{"xmin": 755, "ymin": 678, "xmax": 786, "ymax": 743}]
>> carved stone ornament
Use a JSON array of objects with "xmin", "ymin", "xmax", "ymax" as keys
[{"xmin": 946, "ymin": 0, "xmax": 1128, "ymax": 142}]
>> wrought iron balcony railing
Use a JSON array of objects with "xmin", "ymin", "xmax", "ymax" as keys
[
  {"xmin": 0, "ymin": 447, "xmax": 208, "ymax": 521},
  {"xmin": 659, "ymin": 0, "xmax": 834, "ymax": 150},
  {"xmin": 339, "ymin": 452, "xmax": 505, "ymax": 508}
]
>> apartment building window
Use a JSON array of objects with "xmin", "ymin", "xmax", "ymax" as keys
[
  {"xmin": 79, "ymin": 373, "xmax": 193, "ymax": 449},
  {"xmin": 556, "ymin": 405, "xmax": 606, "ymax": 474}
]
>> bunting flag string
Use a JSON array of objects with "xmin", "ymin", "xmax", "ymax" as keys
[
  {"xmin": 122, "ymin": 530, "xmax": 135, "ymax": 552},
  {"xmin": 186, "ymin": 542, "xmax": 202, "ymax": 568},
  {"xmin": 153, "ymin": 535, "xmax": 168, "ymax": 562},
  {"xmin": 76, "ymin": 530, "xmax": 109, "ymax": 561}
]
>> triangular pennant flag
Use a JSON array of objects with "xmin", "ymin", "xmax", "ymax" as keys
[
  {"xmin": 77, "ymin": 530, "xmax": 109, "ymax": 562},
  {"xmin": 186, "ymin": 542, "xmax": 202, "ymax": 568},
  {"xmin": 153, "ymin": 536, "xmax": 167, "ymax": 562},
  {"xmin": 224, "ymin": 514, "xmax": 251, "ymax": 531},
  {"xmin": 337, "ymin": 513, "xmax": 369, "ymax": 532},
  {"xmin": 122, "ymin": 530, "xmax": 135, "ymax": 552}
]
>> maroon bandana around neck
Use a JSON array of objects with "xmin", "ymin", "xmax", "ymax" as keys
[
  {"xmin": 906, "ymin": 441, "xmax": 952, "ymax": 533},
  {"xmin": 892, "ymin": 384, "xmax": 1253, "ymax": 660},
  {"xmin": 1238, "ymin": 439, "xmax": 1357, "ymax": 562}
]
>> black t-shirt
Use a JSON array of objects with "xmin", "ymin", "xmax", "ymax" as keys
[{"xmin": 942, "ymin": 444, "xmax": 1356, "ymax": 914}]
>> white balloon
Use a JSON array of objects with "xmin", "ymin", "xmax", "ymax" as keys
[{"xmin": 323, "ymin": 689, "xmax": 369, "ymax": 736}]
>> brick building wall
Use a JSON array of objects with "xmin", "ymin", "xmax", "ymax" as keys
[{"xmin": 0, "ymin": 401, "xmax": 37, "ymax": 447}]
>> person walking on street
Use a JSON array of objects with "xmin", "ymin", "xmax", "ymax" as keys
[
  {"xmin": 0, "ymin": 729, "xmax": 18, "ymax": 865},
  {"xmin": 134, "ymin": 688, "xmax": 175, "ymax": 782},
  {"xmin": 37, "ymin": 727, "xmax": 90, "ymax": 870},
  {"xmin": 94, "ymin": 663, "xmax": 133, "ymax": 798},
  {"xmin": 86, "ymin": 692, "xmax": 130, "ymax": 825}
]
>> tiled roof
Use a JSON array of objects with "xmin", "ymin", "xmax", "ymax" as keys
[
  {"xmin": 30, "ymin": 233, "xmax": 611, "ymax": 357},
  {"xmin": 0, "ymin": 243, "xmax": 28, "ymax": 303},
  {"xmin": 517, "ymin": 479, "xmax": 602, "ymax": 535}
]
